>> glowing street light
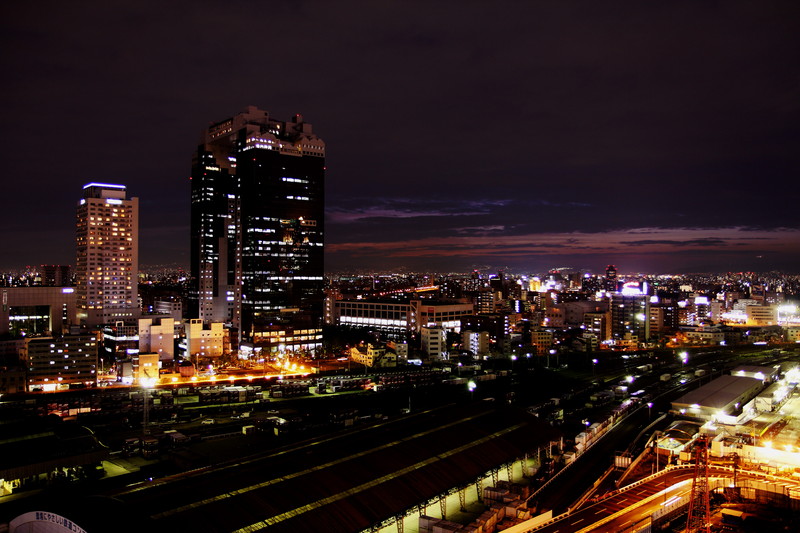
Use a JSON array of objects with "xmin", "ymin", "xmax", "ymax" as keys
[
  {"xmin": 647, "ymin": 402, "xmax": 653, "ymax": 419},
  {"xmin": 140, "ymin": 376, "xmax": 157, "ymax": 436}
]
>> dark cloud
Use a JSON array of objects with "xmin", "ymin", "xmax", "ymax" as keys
[
  {"xmin": 623, "ymin": 239, "xmax": 730, "ymax": 247},
  {"xmin": 1, "ymin": 1, "xmax": 798, "ymax": 273}
]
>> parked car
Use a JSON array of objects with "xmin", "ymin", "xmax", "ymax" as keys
[{"xmin": 201, "ymin": 418, "xmax": 215, "ymax": 425}]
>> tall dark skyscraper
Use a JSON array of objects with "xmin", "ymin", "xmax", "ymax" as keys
[
  {"xmin": 604, "ymin": 264, "xmax": 618, "ymax": 293},
  {"xmin": 190, "ymin": 106, "xmax": 325, "ymax": 354}
]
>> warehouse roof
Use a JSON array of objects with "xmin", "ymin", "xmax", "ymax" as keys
[
  {"xmin": 730, "ymin": 365, "xmax": 777, "ymax": 379},
  {"xmin": 113, "ymin": 403, "xmax": 558, "ymax": 533},
  {"xmin": 0, "ymin": 419, "xmax": 109, "ymax": 481},
  {"xmin": 672, "ymin": 374, "xmax": 764, "ymax": 411}
]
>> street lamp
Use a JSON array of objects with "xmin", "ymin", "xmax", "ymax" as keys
[
  {"xmin": 467, "ymin": 380, "xmax": 477, "ymax": 401},
  {"xmin": 140, "ymin": 375, "xmax": 157, "ymax": 436},
  {"xmin": 647, "ymin": 402, "xmax": 653, "ymax": 419},
  {"xmin": 592, "ymin": 358, "xmax": 598, "ymax": 376},
  {"xmin": 652, "ymin": 430, "xmax": 662, "ymax": 475}
]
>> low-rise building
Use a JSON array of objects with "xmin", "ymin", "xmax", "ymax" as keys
[
  {"xmin": 154, "ymin": 299, "xmax": 183, "ymax": 321},
  {"xmin": 746, "ymin": 304, "xmax": 777, "ymax": 326},
  {"xmin": 329, "ymin": 298, "xmax": 473, "ymax": 337},
  {"xmin": 22, "ymin": 334, "xmax": 98, "ymax": 391},
  {"xmin": 421, "ymin": 326, "xmax": 447, "ymax": 360},
  {"xmin": 138, "ymin": 316, "xmax": 175, "ymax": 364},
  {"xmin": 680, "ymin": 325, "xmax": 724, "ymax": 345},
  {"xmin": 530, "ymin": 329, "xmax": 554, "ymax": 355},
  {"xmin": 462, "ymin": 330, "xmax": 490, "ymax": 356},
  {"xmin": 134, "ymin": 352, "xmax": 160, "ymax": 383},
  {"xmin": 730, "ymin": 365, "xmax": 778, "ymax": 383},
  {"xmin": 349, "ymin": 343, "xmax": 396, "ymax": 368},
  {"xmin": 250, "ymin": 325, "xmax": 322, "ymax": 355},
  {"xmin": 0, "ymin": 286, "xmax": 77, "ymax": 336},
  {"xmin": 185, "ymin": 319, "xmax": 224, "ymax": 361}
]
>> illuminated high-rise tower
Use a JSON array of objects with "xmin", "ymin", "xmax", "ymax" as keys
[
  {"xmin": 190, "ymin": 106, "xmax": 324, "ymax": 353},
  {"xmin": 76, "ymin": 183, "xmax": 139, "ymax": 327}
]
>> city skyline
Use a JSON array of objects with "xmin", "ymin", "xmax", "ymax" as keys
[{"xmin": 1, "ymin": 2, "xmax": 799, "ymax": 274}]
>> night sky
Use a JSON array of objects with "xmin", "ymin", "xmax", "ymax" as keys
[{"xmin": 2, "ymin": 2, "xmax": 798, "ymax": 274}]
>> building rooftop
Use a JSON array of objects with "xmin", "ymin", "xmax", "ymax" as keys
[
  {"xmin": 672, "ymin": 374, "xmax": 765, "ymax": 411},
  {"xmin": 0, "ymin": 419, "xmax": 109, "ymax": 481},
  {"xmin": 110, "ymin": 403, "xmax": 558, "ymax": 532},
  {"xmin": 730, "ymin": 364, "xmax": 777, "ymax": 377}
]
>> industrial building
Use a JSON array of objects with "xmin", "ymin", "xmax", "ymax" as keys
[
  {"xmin": 730, "ymin": 364, "xmax": 778, "ymax": 382},
  {"xmin": 671, "ymin": 374, "xmax": 765, "ymax": 423}
]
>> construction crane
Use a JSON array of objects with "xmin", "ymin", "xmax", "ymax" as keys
[{"xmin": 685, "ymin": 435, "xmax": 711, "ymax": 533}]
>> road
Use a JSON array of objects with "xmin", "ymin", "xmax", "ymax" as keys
[{"xmin": 523, "ymin": 466, "xmax": 800, "ymax": 533}]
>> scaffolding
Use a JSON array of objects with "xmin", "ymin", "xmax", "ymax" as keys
[{"xmin": 685, "ymin": 436, "xmax": 711, "ymax": 533}]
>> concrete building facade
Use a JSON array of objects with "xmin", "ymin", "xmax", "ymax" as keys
[
  {"xmin": 421, "ymin": 326, "xmax": 446, "ymax": 360},
  {"xmin": 138, "ymin": 317, "xmax": 175, "ymax": 363},
  {"xmin": 185, "ymin": 319, "xmax": 224, "ymax": 361}
]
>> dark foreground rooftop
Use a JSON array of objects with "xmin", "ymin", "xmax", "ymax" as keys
[
  {"xmin": 118, "ymin": 403, "xmax": 557, "ymax": 532},
  {"xmin": 0, "ymin": 403, "xmax": 558, "ymax": 532}
]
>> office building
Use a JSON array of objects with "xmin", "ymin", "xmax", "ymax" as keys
[
  {"xmin": 583, "ymin": 310, "xmax": 611, "ymax": 341},
  {"xmin": 22, "ymin": 334, "xmax": 98, "ymax": 391},
  {"xmin": 746, "ymin": 304, "xmax": 777, "ymax": 326},
  {"xmin": 190, "ymin": 106, "xmax": 324, "ymax": 353},
  {"xmin": 421, "ymin": 326, "xmax": 446, "ymax": 360},
  {"xmin": 154, "ymin": 298, "xmax": 183, "ymax": 321},
  {"xmin": 610, "ymin": 293, "xmax": 650, "ymax": 342},
  {"xmin": 332, "ymin": 298, "xmax": 411, "ymax": 337},
  {"xmin": 101, "ymin": 321, "xmax": 139, "ymax": 366},
  {"xmin": 461, "ymin": 314, "xmax": 510, "ymax": 349},
  {"xmin": 0, "ymin": 286, "xmax": 76, "ymax": 336},
  {"xmin": 330, "ymin": 298, "xmax": 473, "ymax": 338},
  {"xmin": 604, "ymin": 265, "xmax": 618, "ymax": 292},
  {"xmin": 39, "ymin": 265, "xmax": 72, "ymax": 286},
  {"xmin": 462, "ymin": 330, "xmax": 490, "ymax": 356},
  {"xmin": 76, "ymin": 183, "xmax": 139, "ymax": 327},
  {"xmin": 530, "ymin": 329, "xmax": 554, "ymax": 355}
]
